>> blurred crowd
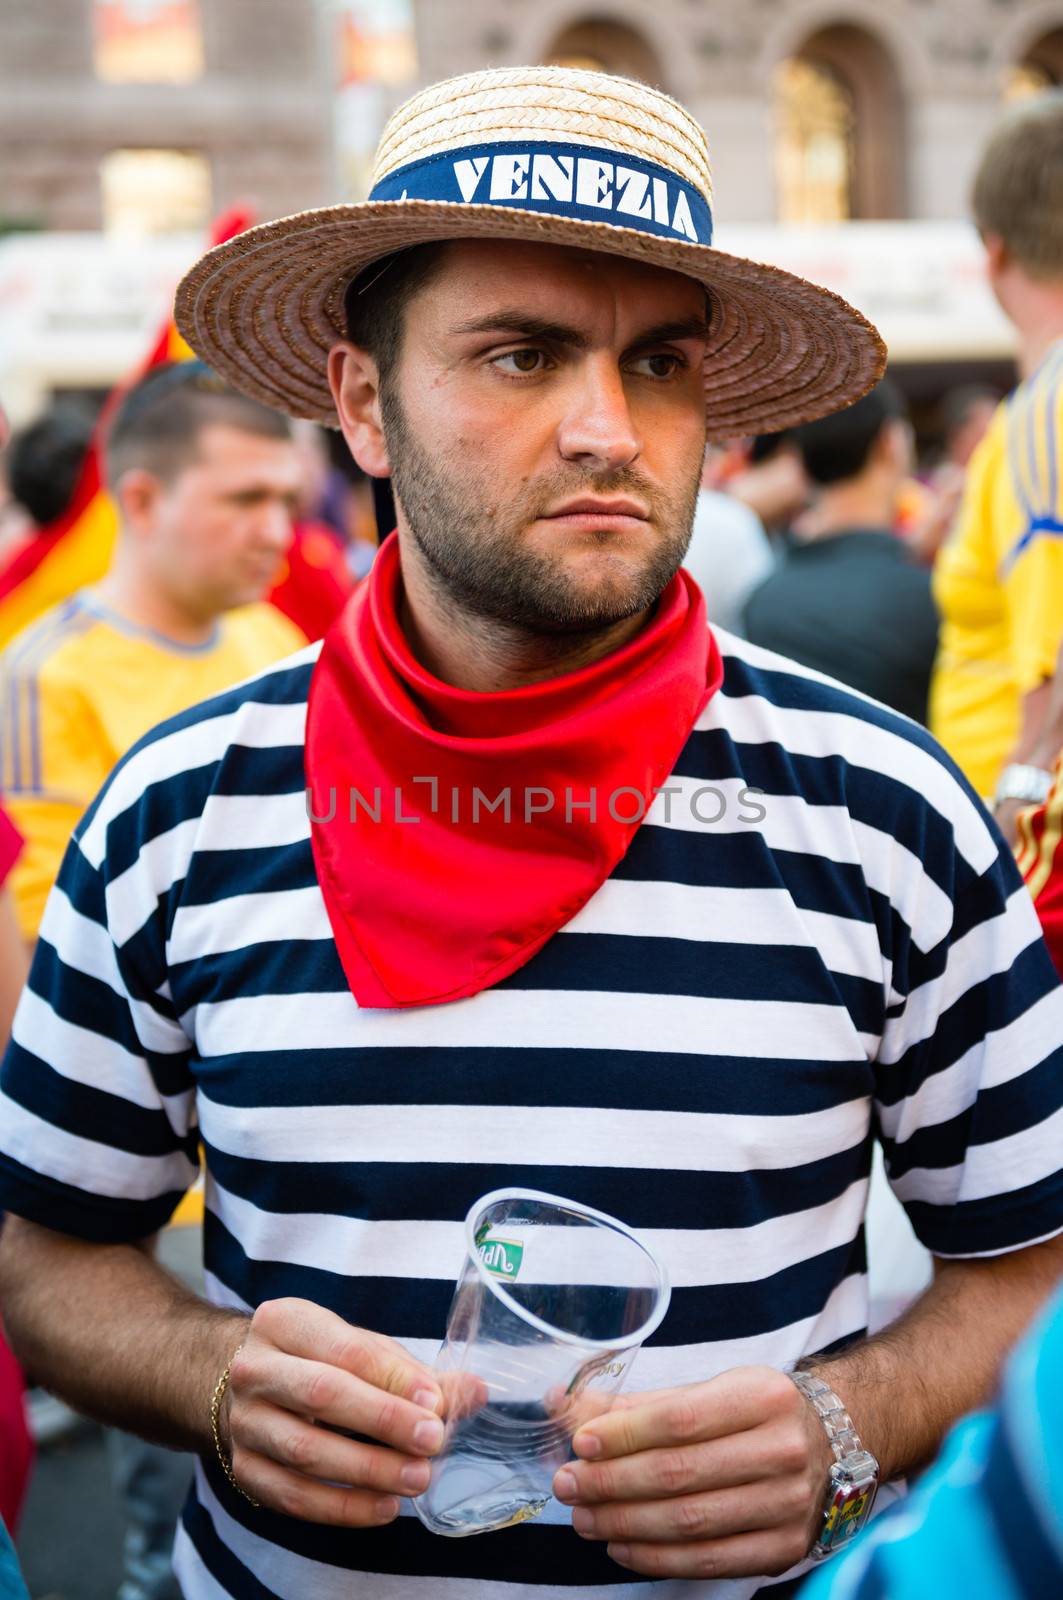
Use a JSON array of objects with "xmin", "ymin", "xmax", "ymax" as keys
[
  {"xmin": 0, "ymin": 359, "xmax": 393, "ymax": 1596},
  {"xmin": 0, "ymin": 79, "xmax": 1061, "ymax": 1600}
]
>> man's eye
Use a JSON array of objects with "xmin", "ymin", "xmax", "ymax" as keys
[
  {"xmin": 631, "ymin": 353, "xmax": 684, "ymax": 378},
  {"xmin": 493, "ymin": 348, "xmax": 548, "ymax": 374}
]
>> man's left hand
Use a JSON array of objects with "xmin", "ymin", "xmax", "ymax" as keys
[{"xmin": 552, "ymin": 1365, "xmax": 831, "ymax": 1580}]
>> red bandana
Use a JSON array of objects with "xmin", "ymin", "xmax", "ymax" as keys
[{"xmin": 306, "ymin": 532, "xmax": 722, "ymax": 1008}]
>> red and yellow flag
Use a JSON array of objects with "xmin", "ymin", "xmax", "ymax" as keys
[
  {"xmin": 0, "ymin": 208, "xmax": 251, "ymax": 651},
  {"xmin": 1016, "ymin": 757, "xmax": 1063, "ymax": 980}
]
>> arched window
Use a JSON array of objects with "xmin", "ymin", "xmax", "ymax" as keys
[
  {"xmin": 1006, "ymin": 28, "xmax": 1063, "ymax": 100},
  {"xmin": 542, "ymin": 17, "xmax": 663, "ymax": 86},
  {"xmin": 774, "ymin": 24, "xmax": 905, "ymax": 222},
  {"xmin": 774, "ymin": 57, "xmax": 854, "ymax": 223}
]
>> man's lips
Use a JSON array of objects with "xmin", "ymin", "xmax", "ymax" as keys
[
  {"xmin": 540, "ymin": 496, "xmax": 651, "ymax": 531},
  {"xmin": 546, "ymin": 496, "xmax": 649, "ymax": 519}
]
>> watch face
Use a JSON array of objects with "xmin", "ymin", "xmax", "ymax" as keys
[{"xmin": 821, "ymin": 1471, "xmax": 878, "ymax": 1553}]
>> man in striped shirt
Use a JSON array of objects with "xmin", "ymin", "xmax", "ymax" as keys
[{"xmin": 1, "ymin": 65, "xmax": 1062, "ymax": 1600}]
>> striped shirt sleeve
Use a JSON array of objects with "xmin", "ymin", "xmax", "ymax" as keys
[
  {"xmin": 875, "ymin": 803, "xmax": 1063, "ymax": 1258},
  {"xmin": 0, "ymin": 799, "xmax": 199, "ymax": 1243}
]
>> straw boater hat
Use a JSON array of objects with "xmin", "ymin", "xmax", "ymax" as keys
[{"xmin": 174, "ymin": 66, "xmax": 885, "ymax": 438}]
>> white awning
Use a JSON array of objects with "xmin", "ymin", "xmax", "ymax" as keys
[
  {"xmin": 0, "ymin": 221, "xmax": 1017, "ymax": 425},
  {"xmin": 715, "ymin": 221, "xmax": 1016, "ymax": 364}
]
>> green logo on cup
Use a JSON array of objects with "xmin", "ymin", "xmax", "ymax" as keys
[{"xmin": 477, "ymin": 1232, "xmax": 524, "ymax": 1280}]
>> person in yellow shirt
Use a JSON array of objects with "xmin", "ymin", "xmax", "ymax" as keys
[
  {"xmin": 931, "ymin": 91, "xmax": 1063, "ymax": 822},
  {"xmin": 0, "ymin": 362, "xmax": 305, "ymax": 943},
  {"xmin": 0, "ymin": 361, "xmax": 305, "ymax": 1600}
]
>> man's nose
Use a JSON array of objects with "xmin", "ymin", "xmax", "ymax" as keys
[{"xmin": 556, "ymin": 356, "xmax": 641, "ymax": 473}]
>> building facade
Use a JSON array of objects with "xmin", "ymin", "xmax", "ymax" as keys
[
  {"xmin": 4, "ymin": 1, "xmax": 1062, "ymax": 234},
  {"xmin": 413, "ymin": 0, "xmax": 1063, "ymax": 225},
  {"xmin": 0, "ymin": 0, "xmax": 333, "ymax": 233},
  {"xmin": 1, "ymin": 0, "xmax": 1060, "ymax": 417}
]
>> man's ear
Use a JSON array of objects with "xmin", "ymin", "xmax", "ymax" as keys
[
  {"xmin": 328, "ymin": 341, "xmax": 391, "ymax": 478},
  {"xmin": 982, "ymin": 231, "xmax": 1009, "ymax": 280},
  {"xmin": 113, "ymin": 467, "xmax": 164, "ymax": 538}
]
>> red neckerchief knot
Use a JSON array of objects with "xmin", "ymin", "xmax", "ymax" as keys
[{"xmin": 306, "ymin": 531, "xmax": 722, "ymax": 1008}]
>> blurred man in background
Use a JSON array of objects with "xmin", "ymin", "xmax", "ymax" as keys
[
  {"xmin": 931, "ymin": 91, "xmax": 1063, "ymax": 817},
  {"xmin": 743, "ymin": 380, "xmax": 939, "ymax": 722},
  {"xmin": 0, "ymin": 362, "xmax": 305, "ymax": 1600},
  {"xmin": 0, "ymin": 362, "xmax": 305, "ymax": 946}
]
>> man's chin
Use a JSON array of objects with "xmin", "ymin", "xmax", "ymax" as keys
[
  {"xmin": 508, "ymin": 578, "xmax": 668, "ymax": 636},
  {"xmin": 227, "ymin": 584, "xmax": 274, "ymax": 611},
  {"xmin": 562, "ymin": 559, "xmax": 678, "ymax": 616}
]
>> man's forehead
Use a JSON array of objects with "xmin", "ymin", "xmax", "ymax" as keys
[
  {"xmin": 423, "ymin": 237, "xmax": 707, "ymax": 322},
  {"xmin": 189, "ymin": 422, "xmax": 300, "ymax": 475}
]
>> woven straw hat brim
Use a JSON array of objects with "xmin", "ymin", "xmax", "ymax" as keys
[{"xmin": 173, "ymin": 200, "xmax": 886, "ymax": 441}]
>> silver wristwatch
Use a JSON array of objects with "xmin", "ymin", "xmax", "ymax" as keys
[
  {"xmin": 993, "ymin": 763, "xmax": 1053, "ymax": 808},
  {"xmin": 789, "ymin": 1370, "xmax": 879, "ymax": 1562}
]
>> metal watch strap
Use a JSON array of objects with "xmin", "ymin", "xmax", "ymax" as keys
[
  {"xmin": 994, "ymin": 763, "xmax": 1054, "ymax": 808},
  {"xmin": 789, "ymin": 1370, "xmax": 880, "ymax": 1562},
  {"xmin": 789, "ymin": 1370, "xmax": 865, "ymax": 1462}
]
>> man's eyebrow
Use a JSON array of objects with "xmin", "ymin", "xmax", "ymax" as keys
[
  {"xmin": 624, "ymin": 316, "xmax": 711, "ymax": 351},
  {"xmin": 447, "ymin": 312, "xmax": 711, "ymax": 350},
  {"xmin": 448, "ymin": 312, "xmax": 590, "ymax": 346}
]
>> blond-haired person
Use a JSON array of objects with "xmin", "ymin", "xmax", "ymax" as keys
[
  {"xmin": 931, "ymin": 92, "xmax": 1063, "ymax": 828},
  {"xmin": 0, "ymin": 364, "xmax": 304, "ymax": 943}
]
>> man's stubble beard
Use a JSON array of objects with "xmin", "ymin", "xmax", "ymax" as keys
[{"xmin": 380, "ymin": 379, "xmax": 701, "ymax": 638}]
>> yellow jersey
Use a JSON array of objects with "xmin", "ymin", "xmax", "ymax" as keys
[
  {"xmin": 930, "ymin": 345, "xmax": 1063, "ymax": 798},
  {"xmin": 0, "ymin": 590, "xmax": 305, "ymax": 941}
]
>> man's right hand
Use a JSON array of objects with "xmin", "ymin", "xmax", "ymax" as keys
[{"xmin": 224, "ymin": 1297, "xmax": 445, "ymax": 1525}]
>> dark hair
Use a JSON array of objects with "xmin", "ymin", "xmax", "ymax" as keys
[
  {"xmin": 104, "ymin": 361, "xmax": 291, "ymax": 489},
  {"xmin": 792, "ymin": 380, "xmax": 907, "ymax": 486},
  {"xmin": 7, "ymin": 404, "xmax": 95, "ymax": 526},
  {"xmin": 343, "ymin": 243, "xmax": 450, "ymax": 382},
  {"xmin": 972, "ymin": 90, "xmax": 1063, "ymax": 278},
  {"xmin": 748, "ymin": 431, "xmax": 794, "ymax": 465}
]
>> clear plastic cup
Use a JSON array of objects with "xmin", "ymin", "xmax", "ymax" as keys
[{"xmin": 413, "ymin": 1187, "xmax": 671, "ymax": 1538}]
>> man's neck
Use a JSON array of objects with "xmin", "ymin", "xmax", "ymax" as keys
[
  {"xmin": 795, "ymin": 480, "xmax": 895, "ymax": 543},
  {"xmin": 93, "ymin": 565, "xmax": 216, "ymax": 648},
  {"xmin": 396, "ymin": 538, "xmax": 653, "ymax": 694},
  {"xmin": 1018, "ymin": 317, "xmax": 1063, "ymax": 381},
  {"xmin": 1008, "ymin": 283, "xmax": 1063, "ymax": 380}
]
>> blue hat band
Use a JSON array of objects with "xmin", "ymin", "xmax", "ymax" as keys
[{"xmin": 369, "ymin": 139, "xmax": 713, "ymax": 248}]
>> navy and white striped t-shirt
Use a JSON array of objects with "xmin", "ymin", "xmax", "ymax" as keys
[{"xmin": 2, "ymin": 629, "xmax": 1062, "ymax": 1600}]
